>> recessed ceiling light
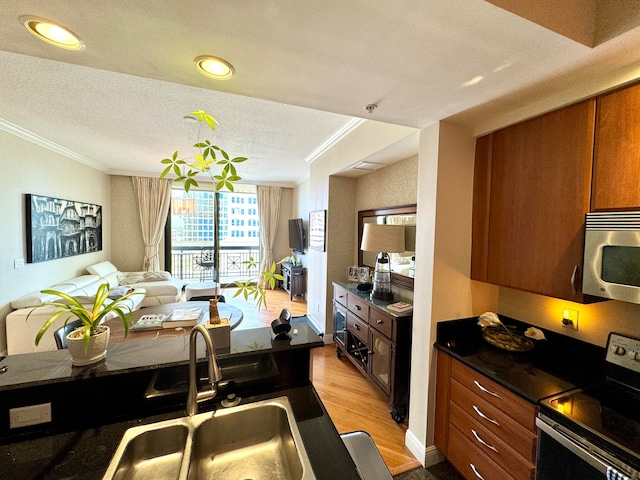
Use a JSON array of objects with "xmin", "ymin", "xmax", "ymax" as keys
[
  {"xmin": 20, "ymin": 16, "xmax": 84, "ymax": 50},
  {"xmin": 194, "ymin": 56, "xmax": 235, "ymax": 80}
]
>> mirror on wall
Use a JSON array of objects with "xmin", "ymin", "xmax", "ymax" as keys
[{"xmin": 358, "ymin": 205, "xmax": 416, "ymax": 291}]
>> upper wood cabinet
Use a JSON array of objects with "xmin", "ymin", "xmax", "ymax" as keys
[
  {"xmin": 592, "ymin": 83, "xmax": 640, "ymax": 211},
  {"xmin": 472, "ymin": 99, "xmax": 596, "ymax": 302}
]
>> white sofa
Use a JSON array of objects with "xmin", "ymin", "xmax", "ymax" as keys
[{"xmin": 6, "ymin": 261, "xmax": 183, "ymax": 355}]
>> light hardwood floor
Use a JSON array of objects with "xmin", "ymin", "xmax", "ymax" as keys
[{"xmin": 220, "ymin": 286, "xmax": 421, "ymax": 476}]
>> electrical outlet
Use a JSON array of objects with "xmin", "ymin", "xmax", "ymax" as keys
[
  {"xmin": 562, "ymin": 308, "xmax": 579, "ymax": 330},
  {"xmin": 9, "ymin": 403, "xmax": 52, "ymax": 429},
  {"xmin": 14, "ymin": 258, "xmax": 24, "ymax": 269}
]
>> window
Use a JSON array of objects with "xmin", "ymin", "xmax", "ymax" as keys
[{"xmin": 167, "ymin": 189, "xmax": 260, "ymax": 281}]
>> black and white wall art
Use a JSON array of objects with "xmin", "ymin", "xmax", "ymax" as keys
[{"xmin": 26, "ymin": 194, "xmax": 103, "ymax": 263}]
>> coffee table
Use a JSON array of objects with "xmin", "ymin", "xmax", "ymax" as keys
[{"xmin": 106, "ymin": 301, "xmax": 243, "ymax": 343}]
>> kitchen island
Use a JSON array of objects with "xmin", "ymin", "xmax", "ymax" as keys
[{"xmin": 0, "ymin": 319, "xmax": 360, "ymax": 479}]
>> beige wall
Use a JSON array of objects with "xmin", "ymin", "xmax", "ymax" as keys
[
  {"xmin": 110, "ymin": 175, "xmax": 146, "ymax": 271},
  {"xmin": 0, "ymin": 131, "xmax": 111, "ymax": 355}
]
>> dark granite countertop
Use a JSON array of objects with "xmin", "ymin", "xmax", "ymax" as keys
[
  {"xmin": 0, "ymin": 385, "xmax": 360, "ymax": 480},
  {"xmin": 333, "ymin": 281, "xmax": 413, "ymax": 318},
  {"xmin": 0, "ymin": 322, "xmax": 324, "ymax": 391},
  {"xmin": 435, "ymin": 316, "xmax": 606, "ymax": 404}
]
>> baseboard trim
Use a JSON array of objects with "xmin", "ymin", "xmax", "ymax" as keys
[{"xmin": 404, "ymin": 429, "xmax": 445, "ymax": 467}]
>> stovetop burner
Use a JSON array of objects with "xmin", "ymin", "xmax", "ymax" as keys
[{"xmin": 542, "ymin": 332, "xmax": 640, "ymax": 470}]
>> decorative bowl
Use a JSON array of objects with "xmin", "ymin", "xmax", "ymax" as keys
[{"xmin": 481, "ymin": 326, "xmax": 535, "ymax": 352}]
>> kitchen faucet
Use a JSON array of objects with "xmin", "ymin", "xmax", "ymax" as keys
[{"xmin": 187, "ymin": 324, "xmax": 222, "ymax": 416}]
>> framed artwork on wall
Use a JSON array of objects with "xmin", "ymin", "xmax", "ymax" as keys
[
  {"xmin": 25, "ymin": 193, "xmax": 103, "ymax": 263},
  {"xmin": 309, "ymin": 209, "xmax": 326, "ymax": 252}
]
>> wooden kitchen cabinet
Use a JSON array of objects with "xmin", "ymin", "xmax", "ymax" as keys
[
  {"xmin": 332, "ymin": 282, "xmax": 412, "ymax": 422},
  {"xmin": 471, "ymin": 99, "xmax": 596, "ymax": 302},
  {"xmin": 592, "ymin": 82, "xmax": 640, "ymax": 211},
  {"xmin": 435, "ymin": 350, "xmax": 537, "ymax": 480}
]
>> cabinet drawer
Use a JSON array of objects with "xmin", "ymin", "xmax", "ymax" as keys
[
  {"xmin": 450, "ymin": 379, "xmax": 537, "ymax": 462},
  {"xmin": 451, "ymin": 359, "xmax": 537, "ymax": 432},
  {"xmin": 369, "ymin": 309, "xmax": 393, "ymax": 339},
  {"xmin": 347, "ymin": 295, "xmax": 369, "ymax": 322},
  {"xmin": 450, "ymin": 402, "xmax": 535, "ymax": 479},
  {"xmin": 448, "ymin": 425, "xmax": 515, "ymax": 480},
  {"xmin": 334, "ymin": 284, "xmax": 348, "ymax": 307},
  {"xmin": 347, "ymin": 312, "xmax": 369, "ymax": 344}
]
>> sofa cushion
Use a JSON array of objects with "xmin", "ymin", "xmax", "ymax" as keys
[
  {"xmin": 118, "ymin": 271, "xmax": 172, "ymax": 285},
  {"xmin": 9, "ymin": 276, "xmax": 100, "ymax": 309},
  {"xmin": 87, "ymin": 261, "xmax": 118, "ymax": 278}
]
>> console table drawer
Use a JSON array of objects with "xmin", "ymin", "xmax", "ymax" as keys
[
  {"xmin": 334, "ymin": 284, "xmax": 348, "ymax": 308},
  {"xmin": 347, "ymin": 295, "xmax": 369, "ymax": 322},
  {"xmin": 369, "ymin": 309, "xmax": 393, "ymax": 339},
  {"xmin": 347, "ymin": 312, "xmax": 369, "ymax": 344}
]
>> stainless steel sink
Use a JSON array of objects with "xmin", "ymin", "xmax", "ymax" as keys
[
  {"xmin": 103, "ymin": 396, "xmax": 315, "ymax": 480},
  {"xmin": 144, "ymin": 353, "xmax": 279, "ymax": 400}
]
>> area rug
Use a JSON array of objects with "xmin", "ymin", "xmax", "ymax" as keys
[{"xmin": 393, "ymin": 468, "xmax": 437, "ymax": 480}]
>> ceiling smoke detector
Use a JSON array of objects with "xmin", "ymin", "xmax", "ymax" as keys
[{"xmin": 364, "ymin": 104, "xmax": 378, "ymax": 114}]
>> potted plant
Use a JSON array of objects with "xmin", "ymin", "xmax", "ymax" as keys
[
  {"xmin": 160, "ymin": 110, "xmax": 283, "ymax": 308},
  {"xmin": 29, "ymin": 283, "xmax": 143, "ymax": 366}
]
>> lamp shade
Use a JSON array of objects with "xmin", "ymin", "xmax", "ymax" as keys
[
  {"xmin": 404, "ymin": 225, "xmax": 416, "ymax": 251},
  {"xmin": 361, "ymin": 224, "xmax": 405, "ymax": 253}
]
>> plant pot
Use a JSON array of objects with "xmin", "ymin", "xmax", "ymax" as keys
[{"xmin": 66, "ymin": 325, "xmax": 110, "ymax": 366}]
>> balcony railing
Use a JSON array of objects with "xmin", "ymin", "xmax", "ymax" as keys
[{"xmin": 171, "ymin": 246, "xmax": 261, "ymax": 285}]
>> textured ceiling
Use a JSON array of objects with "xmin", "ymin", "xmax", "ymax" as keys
[{"xmin": 2, "ymin": 1, "xmax": 640, "ymax": 186}]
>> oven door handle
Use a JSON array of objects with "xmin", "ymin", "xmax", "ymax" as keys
[{"xmin": 536, "ymin": 416, "xmax": 612, "ymax": 475}]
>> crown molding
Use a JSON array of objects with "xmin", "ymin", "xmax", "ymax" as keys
[
  {"xmin": 0, "ymin": 118, "xmax": 107, "ymax": 172},
  {"xmin": 304, "ymin": 117, "xmax": 365, "ymax": 164}
]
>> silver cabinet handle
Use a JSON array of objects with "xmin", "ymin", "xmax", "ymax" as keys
[
  {"xmin": 470, "ymin": 463, "xmax": 485, "ymax": 480},
  {"xmin": 376, "ymin": 320, "xmax": 383, "ymax": 324},
  {"xmin": 472, "ymin": 405, "xmax": 500, "ymax": 426},
  {"xmin": 354, "ymin": 324, "xmax": 360, "ymax": 330},
  {"xmin": 473, "ymin": 380, "xmax": 502, "ymax": 399},
  {"xmin": 471, "ymin": 429, "xmax": 499, "ymax": 453},
  {"xmin": 571, "ymin": 265, "xmax": 578, "ymax": 296},
  {"xmin": 354, "ymin": 305, "xmax": 361, "ymax": 311}
]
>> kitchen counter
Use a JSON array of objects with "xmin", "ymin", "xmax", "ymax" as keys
[
  {"xmin": 435, "ymin": 316, "xmax": 605, "ymax": 403},
  {"xmin": 0, "ymin": 321, "xmax": 323, "ymax": 391},
  {"xmin": 0, "ymin": 319, "xmax": 360, "ymax": 479},
  {"xmin": 0, "ymin": 385, "xmax": 360, "ymax": 480}
]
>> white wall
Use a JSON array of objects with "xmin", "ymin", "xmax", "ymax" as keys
[
  {"xmin": 0, "ymin": 131, "xmax": 111, "ymax": 355},
  {"xmin": 406, "ymin": 122, "xmax": 498, "ymax": 465}
]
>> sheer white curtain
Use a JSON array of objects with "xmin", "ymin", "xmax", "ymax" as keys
[
  {"xmin": 131, "ymin": 177, "xmax": 173, "ymax": 271},
  {"xmin": 256, "ymin": 185, "xmax": 281, "ymax": 287}
]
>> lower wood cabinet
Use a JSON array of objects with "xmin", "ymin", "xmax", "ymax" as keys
[
  {"xmin": 435, "ymin": 350, "xmax": 537, "ymax": 480},
  {"xmin": 332, "ymin": 282, "xmax": 412, "ymax": 422}
]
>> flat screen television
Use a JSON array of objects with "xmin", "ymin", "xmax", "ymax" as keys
[{"xmin": 288, "ymin": 218, "xmax": 305, "ymax": 254}]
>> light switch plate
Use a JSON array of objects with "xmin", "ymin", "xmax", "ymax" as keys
[{"xmin": 14, "ymin": 258, "xmax": 24, "ymax": 269}]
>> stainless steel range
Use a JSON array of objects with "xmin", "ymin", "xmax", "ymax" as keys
[{"xmin": 537, "ymin": 332, "xmax": 640, "ymax": 480}]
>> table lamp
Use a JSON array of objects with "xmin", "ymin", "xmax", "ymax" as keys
[{"xmin": 360, "ymin": 223, "xmax": 405, "ymax": 301}]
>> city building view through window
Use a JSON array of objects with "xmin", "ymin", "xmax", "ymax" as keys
[{"xmin": 169, "ymin": 188, "xmax": 261, "ymax": 285}]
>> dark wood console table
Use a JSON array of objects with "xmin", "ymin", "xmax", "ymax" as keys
[
  {"xmin": 332, "ymin": 282, "xmax": 412, "ymax": 423},
  {"xmin": 281, "ymin": 263, "xmax": 306, "ymax": 300}
]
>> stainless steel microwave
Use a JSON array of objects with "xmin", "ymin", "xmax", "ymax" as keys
[{"xmin": 583, "ymin": 211, "xmax": 640, "ymax": 303}]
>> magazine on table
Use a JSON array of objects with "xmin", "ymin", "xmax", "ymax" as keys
[
  {"xmin": 131, "ymin": 311, "xmax": 173, "ymax": 331},
  {"xmin": 162, "ymin": 308, "xmax": 203, "ymax": 328}
]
